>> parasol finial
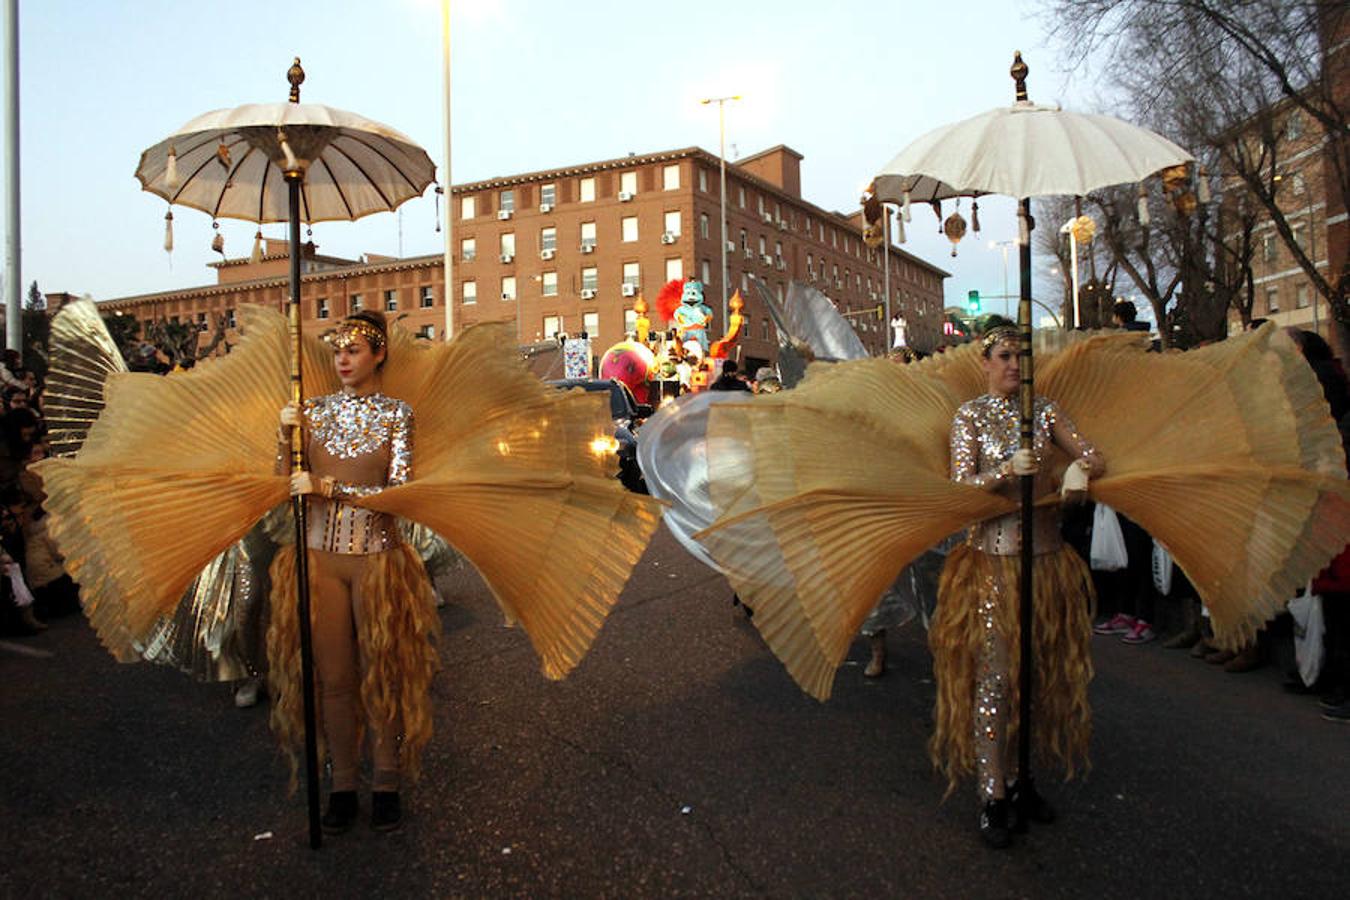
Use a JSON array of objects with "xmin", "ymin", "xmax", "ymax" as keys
[
  {"xmin": 1011, "ymin": 51, "xmax": 1029, "ymax": 102},
  {"xmin": 288, "ymin": 57, "xmax": 305, "ymax": 103}
]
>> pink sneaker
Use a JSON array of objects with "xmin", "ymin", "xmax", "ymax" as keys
[
  {"xmin": 1121, "ymin": 621, "xmax": 1157, "ymax": 644},
  {"xmin": 1093, "ymin": 613, "xmax": 1136, "ymax": 636}
]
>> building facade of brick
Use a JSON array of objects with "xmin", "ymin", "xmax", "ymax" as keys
[{"xmin": 96, "ymin": 145, "xmax": 949, "ymax": 368}]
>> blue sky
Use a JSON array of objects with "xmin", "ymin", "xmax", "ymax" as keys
[{"xmin": 5, "ymin": 0, "xmax": 1096, "ymax": 316}]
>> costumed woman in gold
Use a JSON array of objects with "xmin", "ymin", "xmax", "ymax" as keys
[
  {"xmin": 36, "ymin": 303, "xmax": 660, "ymax": 835},
  {"xmin": 271, "ymin": 310, "xmax": 435, "ymax": 833},
  {"xmin": 930, "ymin": 326, "xmax": 1102, "ymax": 847},
  {"xmin": 677, "ymin": 322, "xmax": 1349, "ymax": 848}
]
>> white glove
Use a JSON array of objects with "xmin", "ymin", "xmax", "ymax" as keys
[
  {"xmin": 290, "ymin": 471, "xmax": 319, "ymax": 496},
  {"xmin": 1009, "ymin": 448, "xmax": 1039, "ymax": 476},
  {"xmin": 1061, "ymin": 458, "xmax": 1090, "ymax": 501},
  {"xmin": 278, "ymin": 403, "xmax": 302, "ymax": 429}
]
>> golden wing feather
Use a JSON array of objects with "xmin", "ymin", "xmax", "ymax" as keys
[
  {"xmin": 358, "ymin": 323, "xmax": 663, "ymax": 679},
  {"xmin": 1039, "ymin": 325, "xmax": 1350, "ymax": 648},
  {"xmin": 696, "ymin": 357, "xmax": 1009, "ymax": 700},
  {"xmin": 35, "ymin": 306, "xmax": 292, "ymax": 657},
  {"xmin": 44, "ymin": 299, "xmax": 130, "ymax": 458}
]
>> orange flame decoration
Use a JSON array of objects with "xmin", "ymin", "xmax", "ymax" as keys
[{"xmin": 708, "ymin": 290, "xmax": 745, "ymax": 359}]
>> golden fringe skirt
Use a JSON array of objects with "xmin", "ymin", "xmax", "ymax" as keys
[
  {"xmin": 265, "ymin": 543, "xmax": 441, "ymax": 788},
  {"xmin": 928, "ymin": 543, "xmax": 1095, "ymax": 796}
]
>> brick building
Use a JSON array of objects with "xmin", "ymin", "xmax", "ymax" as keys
[
  {"xmin": 96, "ymin": 145, "xmax": 949, "ymax": 367},
  {"xmin": 1224, "ymin": 7, "xmax": 1348, "ymax": 342}
]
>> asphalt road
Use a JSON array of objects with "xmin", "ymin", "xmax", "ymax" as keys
[{"xmin": 2, "ymin": 526, "xmax": 1347, "ymax": 898}]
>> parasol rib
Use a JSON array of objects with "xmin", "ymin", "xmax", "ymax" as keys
[
  {"xmin": 211, "ymin": 144, "xmax": 260, "ymax": 220},
  {"xmin": 335, "ymin": 133, "xmax": 422, "ymax": 196},
  {"xmin": 326, "ymin": 140, "xmax": 394, "ymax": 209},
  {"xmin": 313, "ymin": 155, "xmax": 356, "ymax": 221}
]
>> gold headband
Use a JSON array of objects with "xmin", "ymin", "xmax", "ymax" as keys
[
  {"xmin": 323, "ymin": 318, "xmax": 386, "ymax": 351},
  {"xmin": 981, "ymin": 326, "xmax": 1020, "ymax": 355}
]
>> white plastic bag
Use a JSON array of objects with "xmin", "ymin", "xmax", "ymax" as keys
[
  {"xmin": 6, "ymin": 562, "xmax": 35, "ymax": 609},
  {"xmin": 1288, "ymin": 589, "xmax": 1325, "ymax": 688},
  {"xmin": 1090, "ymin": 504, "xmax": 1128, "ymax": 572},
  {"xmin": 1152, "ymin": 539, "xmax": 1174, "ymax": 596}
]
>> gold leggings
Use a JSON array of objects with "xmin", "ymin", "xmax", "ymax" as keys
[{"xmin": 312, "ymin": 550, "xmax": 400, "ymax": 792}]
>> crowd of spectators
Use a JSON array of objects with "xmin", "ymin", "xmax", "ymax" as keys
[{"xmin": 0, "ymin": 348, "xmax": 78, "ymax": 637}]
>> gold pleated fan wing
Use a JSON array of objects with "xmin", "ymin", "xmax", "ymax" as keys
[
  {"xmin": 44, "ymin": 299, "xmax": 129, "ymax": 457},
  {"xmin": 695, "ymin": 356, "xmax": 1010, "ymax": 700},
  {"xmin": 358, "ymin": 322, "xmax": 663, "ymax": 679},
  {"xmin": 1041, "ymin": 325, "xmax": 1350, "ymax": 648},
  {"xmin": 34, "ymin": 306, "xmax": 292, "ymax": 659}
]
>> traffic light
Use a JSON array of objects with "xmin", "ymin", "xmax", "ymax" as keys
[{"xmin": 967, "ymin": 289, "xmax": 981, "ymax": 314}]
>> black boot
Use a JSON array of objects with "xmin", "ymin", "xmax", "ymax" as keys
[
  {"xmin": 1009, "ymin": 778, "xmax": 1056, "ymax": 829},
  {"xmin": 978, "ymin": 798, "xmax": 1012, "ymax": 849},
  {"xmin": 371, "ymin": 791, "xmax": 402, "ymax": 832},
  {"xmin": 321, "ymin": 791, "xmax": 359, "ymax": 835}
]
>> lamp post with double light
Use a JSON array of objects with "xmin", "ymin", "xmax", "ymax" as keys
[{"xmin": 701, "ymin": 95, "xmax": 740, "ymax": 331}]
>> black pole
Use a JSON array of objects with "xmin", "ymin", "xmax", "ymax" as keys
[
  {"xmin": 1010, "ymin": 52, "xmax": 1037, "ymax": 793},
  {"xmin": 1016, "ymin": 196, "xmax": 1036, "ymax": 787},
  {"xmin": 287, "ymin": 171, "xmax": 322, "ymax": 850}
]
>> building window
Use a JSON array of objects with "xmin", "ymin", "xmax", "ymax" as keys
[
  {"xmin": 737, "ymin": 185, "xmax": 746, "ymax": 208},
  {"xmin": 1291, "ymin": 172, "xmax": 1306, "ymax": 195},
  {"xmin": 1293, "ymin": 224, "xmax": 1307, "ymax": 251},
  {"xmin": 757, "ymin": 194, "xmax": 765, "ymax": 216},
  {"xmin": 624, "ymin": 308, "xmax": 638, "ymax": 333},
  {"xmin": 806, "ymin": 253, "xmax": 814, "ymax": 276},
  {"xmin": 499, "ymin": 189, "xmax": 515, "ymax": 213},
  {"xmin": 1296, "ymin": 283, "xmax": 1310, "ymax": 308},
  {"xmin": 501, "ymin": 276, "xmax": 516, "ymax": 301},
  {"xmin": 699, "ymin": 168, "xmax": 708, "ymax": 192},
  {"xmin": 623, "ymin": 261, "xmax": 641, "ymax": 288},
  {"xmin": 621, "ymin": 216, "xmax": 639, "ymax": 243},
  {"xmin": 316, "ymin": 298, "xmax": 329, "ymax": 319},
  {"xmin": 384, "ymin": 289, "xmax": 398, "ymax": 312},
  {"xmin": 758, "ymin": 235, "xmax": 767, "ymax": 255},
  {"xmin": 831, "ymin": 229, "xmax": 838, "ymax": 248},
  {"xmin": 1287, "ymin": 111, "xmax": 1303, "ymax": 141},
  {"xmin": 463, "ymin": 280, "xmax": 477, "ymax": 305},
  {"xmin": 196, "ymin": 312, "xmax": 208, "ymax": 332},
  {"xmin": 226, "ymin": 308, "xmax": 237, "ymax": 328},
  {"xmin": 461, "ymin": 237, "xmax": 476, "ymax": 261},
  {"xmin": 350, "ymin": 294, "xmax": 363, "ymax": 313},
  {"xmin": 543, "ymin": 315, "xmax": 561, "ymax": 339},
  {"xmin": 741, "ymin": 272, "xmax": 749, "ymax": 292},
  {"xmin": 420, "ymin": 286, "xmax": 435, "ymax": 308},
  {"xmin": 583, "ymin": 311, "xmax": 599, "ymax": 338},
  {"xmin": 739, "ymin": 228, "xmax": 749, "ymax": 251},
  {"xmin": 663, "ymin": 164, "xmax": 680, "ymax": 191},
  {"xmin": 580, "ymin": 221, "xmax": 597, "ymax": 249},
  {"xmin": 1262, "ymin": 234, "xmax": 1276, "ymax": 263},
  {"xmin": 581, "ymin": 266, "xmax": 598, "ymax": 291},
  {"xmin": 1266, "ymin": 286, "xmax": 1279, "ymax": 313},
  {"xmin": 665, "ymin": 258, "xmax": 684, "ymax": 282},
  {"xmin": 540, "ymin": 182, "xmax": 557, "ymax": 207},
  {"xmin": 761, "ymin": 317, "xmax": 769, "ymax": 340},
  {"xmin": 620, "ymin": 171, "xmax": 638, "ymax": 196},
  {"xmin": 700, "ymin": 213, "xmax": 710, "ymax": 239},
  {"xmin": 419, "ymin": 324, "xmax": 435, "ymax": 339},
  {"xmin": 701, "ymin": 259, "xmax": 711, "ymax": 283},
  {"xmin": 461, "ymin": 196, "xmax": 476, "ymax": 219},
  {"xmin": 540, "ymin": 226, "xmax": 557, "ymax": 252},
  {"xmin": 500, "ymin": 232, "xmax": 516, "ymax": 258},
  {"xmin": 664, "ymin": 210, "xmax": 682, "ymax": 237},
  {"xmin": 542, "ymin": 271, "xmax": 558, "ymax": 297},
  {"xmin": 579, "ymin": 177, "xmax": 596, "ymax": 203}
]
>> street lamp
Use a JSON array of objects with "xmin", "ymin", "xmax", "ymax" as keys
[{"xmin": 701, "ymin": 94, "xmax": 740, "ymax": 334}]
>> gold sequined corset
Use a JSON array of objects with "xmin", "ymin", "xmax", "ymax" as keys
[
  {"xmin": 950, "ymin": 394, "xmax": 1072, "ymax": 557},
  {"xmin": 302, "ymin": 391, "xmax": 413, "ymax": 555}
]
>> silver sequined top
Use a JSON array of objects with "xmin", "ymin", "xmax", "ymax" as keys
[
  {"xmin": 950, "ymin": 394, "xmax": 1097, "ymax": 556},
  {"xmin": 301, "ymin": 390, "xmax": 413, "ymax": 554}
]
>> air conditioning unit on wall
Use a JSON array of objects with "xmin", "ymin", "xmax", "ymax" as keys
[
  {"xmin": 497, "ymin": 210, "xmax": 513, "ymax": 220},
  {"xmin": 499, "ymin": 253, "xmax": 514, "ymax": 263},
  {"xmin": 660, "ymin": 232, "xmax": 677, "ymax": 245},
  {"xmin": 618, "ymin": 191, "xmax": 635, "ymax": 202},
  {"xmin": 621, "ymin": 283, "xmax": 638, "ymax": 297},
  {"xmin": 580, "ymin": 288, "xmax": 597, "ymax": 300},
  {"xmin": 539, "ymin": 203, "xmax": 553, "ymax": 213},
  {"xmin": 540, "ymin": 249, "xmax": 555, "ymax": 260}
]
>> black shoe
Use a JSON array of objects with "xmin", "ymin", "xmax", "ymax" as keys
[
  {"xmin": 1009, "ymin": 778, "xmax": 1056, "ymax": 828},
  {"xmin": 321, "ymin": 791, "xmax": 358, "ymax": 835},
  {"xmin": 978, "ymin": 799, "xmax": 1012, "ymax": 849},
  {"xmin": 1318, "ymin": 688, "xmax": 1347, "ymax": 710},
  {"xmin": 371, "ymin": 791, "xmax": 402, "ymax": 832}
]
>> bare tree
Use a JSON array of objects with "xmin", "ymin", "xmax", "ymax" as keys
[
  {"xmin": 142, "ymin": 313, "xmax": 230, "ymax": 368},
  {"xmin": 1044, "ymin": 0, "xmax": 1349, "ymax": 345}
]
